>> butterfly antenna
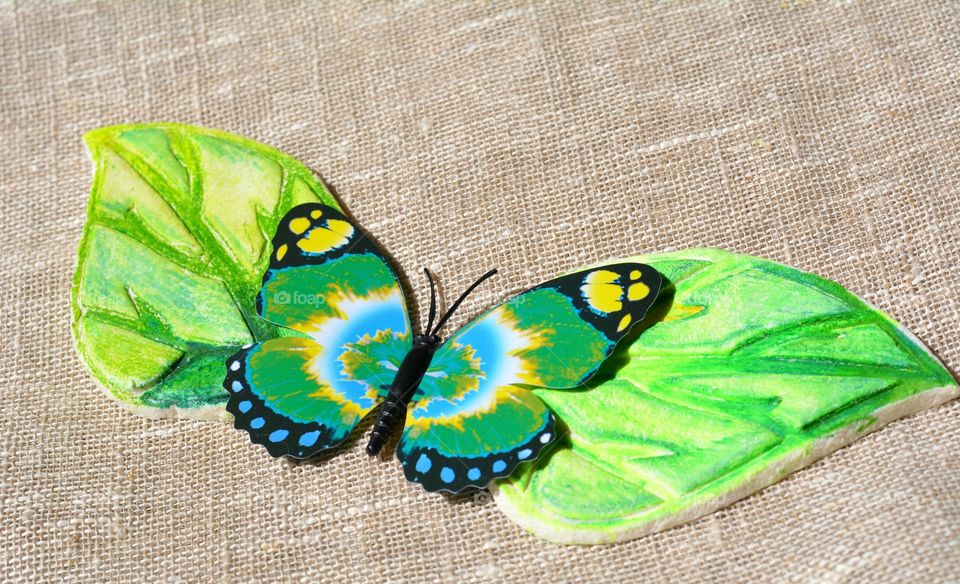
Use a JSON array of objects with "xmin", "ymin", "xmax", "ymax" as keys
[
  {"xmin": 423, "ymin": 268, "xmax": 438, "ymax": 335},
  {"xmin": 430, "ymin": 268, "xmax": 498, "ymax": 337}
]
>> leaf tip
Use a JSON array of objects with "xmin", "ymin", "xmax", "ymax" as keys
[{"xmin": 82, "ymin": 125, "xmax": 119, "ymax": 152}]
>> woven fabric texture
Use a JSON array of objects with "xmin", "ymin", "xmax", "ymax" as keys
[{"xmin": 2, "ymin": 1, "xmax": 958, "ymax": 581}]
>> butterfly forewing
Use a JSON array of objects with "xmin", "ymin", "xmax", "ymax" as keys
[
  {"xmin": 225, "ymin": 203, "xmax": 411, "ymax": 458},
  {"xmin": 397, "ymin": 263, "xmax": 662, "ymax": 492}
]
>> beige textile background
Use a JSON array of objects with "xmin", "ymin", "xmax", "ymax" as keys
[{"xmin": 2, "ymin": 1, "xmax": 959, "ymax": 581}]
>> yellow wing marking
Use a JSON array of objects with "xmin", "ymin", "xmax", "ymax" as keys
[
  {"xmin": 297, "ymin": 218, "xmax": 355, "ymax": 254},
  {"xmin": 580, "ymin": 269, "xmax": 624, "ymax": 313},
  {"xmin": 628, "ymin": 282, "xmax": 650, "ymax": 301},
  {"xmin": 289, "ymin": 217, "xmax": 311, "ymax": 235}
]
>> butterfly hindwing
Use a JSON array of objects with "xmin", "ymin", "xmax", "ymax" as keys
[
  {"xmin": 225, "ymin": 203, "xmax": 411, "ymax": 458},
  {"xmin": 397, "ymin": 262, "xmax": 662, "ymax": 492},
  {"xmin": 225, "ymin": 339, "xmax": 371, "ymax": 458},
  {"xmin": 397, "ymin": 387, "xmax": 557, "ymax": 493}
]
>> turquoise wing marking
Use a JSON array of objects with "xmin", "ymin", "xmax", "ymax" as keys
[
  {"xmin": 397, "ymin": 263, "xmax": 661, "ymax": 492},
  {"xmin": 225, "ymin": 203, "xmax": 410, "ymax": 458}
]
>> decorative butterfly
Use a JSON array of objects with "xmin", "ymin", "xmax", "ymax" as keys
[{"xmin": 224, "ymin": 203, "xmax": 662, "ymax": 493}]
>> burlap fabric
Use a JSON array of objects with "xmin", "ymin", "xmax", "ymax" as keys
[{"xmin": 2, "ymin": 1, "xmax": 958, "ymax": 581}]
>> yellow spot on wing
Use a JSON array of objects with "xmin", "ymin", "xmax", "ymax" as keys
[
  {"xmin": 617, "ymin": 313, "xmax": 632, "ymax": 332},
  {"xmin": 628, "ymin": 282, "xmax": 650, "ymax": 301},
  {"xmin": 581, "ymin": 270, "xmax": 623, "ymax": 313},
  {"xmin": 630, "ymin": 269, "xmax": 642, "ymax": 280},
  {"xmin": 310, "ymin": 209, "xmax": 323, "ymax": 219},
  {"xmin": 327, "ymin": 219, "xmax": 354, "ymax": 237},
  {"xmin": 289, "ymin": 217, "xmax": 311, "ymax": 235},
  {"xmin": 276, "ymin": 243, "xmax": 288, "ymax": 261},
  {"xmin": 297, "ymin": 219, "xmax": 355, "ymax": 254},
  {"xmin": 585, "ymin": 270, "xmax": 619, "ymax": 285}
]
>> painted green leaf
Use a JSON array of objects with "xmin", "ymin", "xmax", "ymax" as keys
[
  {"xmin": 493, "ymin": 248, "xmax": 958, "ymax": 544},
  {"xmin": 72, "ymin": 123, "xmax": 336, "ymax": 419}
]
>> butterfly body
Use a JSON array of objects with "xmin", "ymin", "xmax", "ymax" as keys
[
  {"xmin": 225, "ymin": 202, "xmax": 662, "ymax": 493},
  {"xmin": 366, "ymin": 334, "xmax": 440, "ymax": 456}
]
